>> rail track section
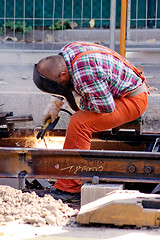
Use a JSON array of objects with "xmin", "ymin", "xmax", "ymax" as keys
[{"xmin": 0, "ymin": 130, "xmax": 160, "ymax": 185}]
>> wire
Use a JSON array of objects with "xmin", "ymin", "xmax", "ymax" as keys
[{"xmin": 60, "ymin": 108, "xmax": 73, "ymax": 116}]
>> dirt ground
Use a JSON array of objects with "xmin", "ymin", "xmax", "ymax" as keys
[
  {"xmin": 1, "ymin": 186, "xmax": 160, "ymax": 240},
  {"xmin": 1, "ymin": 220, "xmax": 160, "ymax": 240}
]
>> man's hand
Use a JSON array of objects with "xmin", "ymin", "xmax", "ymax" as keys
[{"xmin": 43, "ymin": 96, "xmax": 64, "ymax": 124}]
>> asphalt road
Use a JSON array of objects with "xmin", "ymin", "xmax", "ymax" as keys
[{"xmin": 0, "ymin": 64, "xmax": 160, "ymax": 92}]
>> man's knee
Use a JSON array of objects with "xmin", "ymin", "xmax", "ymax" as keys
[
  {"xmin": 67, "ymin": 113, "xmax": 82, "ymax": 130},
  {"xmin": 68, "ymin": 111, "xmax": 86, "ymax": 127}
]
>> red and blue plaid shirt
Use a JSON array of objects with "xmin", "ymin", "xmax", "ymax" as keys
[{"xmin": 60, "ymin": 42, "xmax": 143, "ymax": 113}]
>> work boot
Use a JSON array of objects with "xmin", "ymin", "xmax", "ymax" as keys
[{"xmin": 39, "ymin": 188, "xmax": 81, "ymax": 203}]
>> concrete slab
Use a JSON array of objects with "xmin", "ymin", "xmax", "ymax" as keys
[
  {"xmin": 81, "ymin": 183, "xmax": 124, "ymax": 206},
  {"xmin": 77, "ymin": 190, "xmax": 160, "ymax": 228}
]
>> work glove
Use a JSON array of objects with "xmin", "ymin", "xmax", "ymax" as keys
[{"xmin": 43, "ymin": 96, "xmax": 64, "ymax": 124}]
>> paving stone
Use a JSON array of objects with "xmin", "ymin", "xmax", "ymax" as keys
[{"xmin": 81, "ymin": 183, "xmax": 124, "ymax": 206}]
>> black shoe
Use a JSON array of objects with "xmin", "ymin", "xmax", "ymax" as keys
[{"xmin": 39, "ymin": 188, "xmax": 81, "ymax": 203}]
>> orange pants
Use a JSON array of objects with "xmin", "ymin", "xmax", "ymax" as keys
[{"xmin": 54, "ymin": 92, "xmax": 148, "ymax": 192}]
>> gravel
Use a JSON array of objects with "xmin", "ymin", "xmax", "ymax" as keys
[{"xmin": 0, "ymin": 185, "xmax": 78, "ymax": 227}]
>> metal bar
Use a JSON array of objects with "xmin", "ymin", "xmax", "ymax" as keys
[
  {"xmin": 135, "ymin": 0, "xmax": 138, "ymax": 42},
  {"xmin": 33, "ymin": 0, "xmax": 35, "ymax": 50},
  {"xmin": 126, "ymin": 0, "xmax": 131, "ymax": 41},
  {"xmin": 13, "ymin": 0, "xmax": 16, "ymax": 47},
  {"xmin": 62, "ymin": 0, "xmax": 64, "ymax": 37},
  {"xmin": 23, "ymin": 0, "xmax": 25, "ymax": 50},
  {"xmin": 91, "ymin": 0, "xmax": 92, "ymax": 20},
  {"xmin": 51, "ymin": 0, "xmax": 55, "ymax": 50},
  {"xmin": 6, "ymin": 114, "xmax": 33, "ymax": 123},
  {"xmin": 1, "ymin": 147, "xmax": 160, "ymax": 183},
  {"xmin": 155, "ymin": 0, "xmax": 158, "ymax": 39},
  {"xmin": 42, "ymin": 0, "xmax": 45, "ymax": 50},
  {"xmin": 100, "ymin": 0, "xmax": 102, "ymax": 29},
  {"xmin": 81, "ymin": 0, "xmax": 83, "ymax": 28},
  {"xmin": 109, "ymin": 0, "xmax": 116, "ymax": 50},
  {"xmin": 72, "ymin": 0, "xmax": 74, "ymax": 28},
  {"xmin": 4, "ymin": 0, "xmax": 6, "ymax": 48},
  {"xmin": 120, "ymin": 0, "xmax": 127, "ymax": 57},
  {"xmin": 145, "ymin": 0, "xmax": 148, "ymax": 41}
]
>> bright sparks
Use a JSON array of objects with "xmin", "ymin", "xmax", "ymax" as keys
[{"xmin": 34, "ymin": 137, "xmax": 65, "ymax": 149}]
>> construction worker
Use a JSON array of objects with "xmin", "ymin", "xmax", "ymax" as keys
[{"xmin": 33, "ymin": 41, "xmax": 148, "ymax": 202}]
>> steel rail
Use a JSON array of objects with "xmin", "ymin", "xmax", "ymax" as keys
[{"xmin": 1, "ymin": 147, "xmax": 160, "ymax": 183}]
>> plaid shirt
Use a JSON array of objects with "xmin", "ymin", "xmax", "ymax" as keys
[{"xmin": 60, "ymin": 42, "xmax": 143, "ymax": 113}]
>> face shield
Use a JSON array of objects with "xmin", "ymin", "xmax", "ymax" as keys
[{"xmin": 33, "ymin": 64, "xmax": 79, "ymax": 112}]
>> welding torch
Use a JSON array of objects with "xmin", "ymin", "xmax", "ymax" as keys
[
  {"xmin": 36, "ymin": 109, "xmax": 72, "ymax": 148},
  {"xmin": 36, "ymin": 116, "xmax": 60, "ymax": 143},
  {"xmin": 36, "ymin": 108, "xmax": 72, "ymax": 140},
  {"xmin": 36, "ymin": 116, "xmax": 60, "ymax": 148}
]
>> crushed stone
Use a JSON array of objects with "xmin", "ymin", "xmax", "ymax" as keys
[{"xmin": 0, "ymin": 185, "xmax": 78, "ymax": 227}]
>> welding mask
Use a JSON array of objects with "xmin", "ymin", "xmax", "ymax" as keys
[{"xmin": 33, "ymin": 64, "xmax": 79, "ymax": 112}]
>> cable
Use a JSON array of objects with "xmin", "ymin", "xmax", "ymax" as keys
[{"xmin": 60, "ymin": 108, "xmax": 73, "ymax": 116}]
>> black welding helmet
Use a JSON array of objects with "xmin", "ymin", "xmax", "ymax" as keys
[{"xmin": 33, "ymin": 64, "xmax": 79, "ymax": 112}]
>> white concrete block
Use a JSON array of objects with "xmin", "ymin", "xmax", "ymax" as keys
[{"xmin": 81, "ymin": 183, "xmax": 124, "ymax": 206}]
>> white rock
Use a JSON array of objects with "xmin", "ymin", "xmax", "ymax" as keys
[
  {"xmin": 5, "ymin": 215, "xmax": 15, "ymax": 222},
  {"xmin": 0, "ymin": 207, "xmax": 5, "ymax": 215},
  {"xmin": 40, "ymin": 209, "xmax": 50, "ymax": 218},
  {"xmin": 37, "ymin": 216, "xmax": 46, "ymax": 225},
  {"xmin": 45, "ymin": 215, "xmax": 57, "ymax": 225},
  {"xmin": 23, "ymin": 216, "xmax": 37, "ymax": 224},
  {"xmin": 0, "ymin": 185, "xmax": 77, "ymax": 226},
  {"xmin": 46, "ymin": 204, "xmax": 57, "ymax": 212}
]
